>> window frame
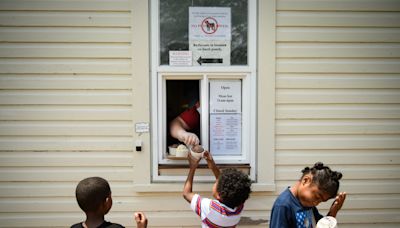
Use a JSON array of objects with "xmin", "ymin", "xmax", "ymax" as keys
[
  {"xmin": 151, "ymin": 0, "xmax": 257, "ymax": 72},
  {"xmin": 151, "ymin": 0, "xmax": 257, "ymax": 182},
  {"xmin": 155, "ymin": 75, "xmax": 255, "ymax": 181},
  {"xmin": 157, "ymin": 73, "xmax": 254, "ymax": 166},
  {"xmin": 137, "ymin": 0, "xmax": 277, "ymax": 189}
]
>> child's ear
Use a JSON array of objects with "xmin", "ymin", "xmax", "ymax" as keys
[
  {"xmin": 302, "ymin": 174, "xmax": 312, "ymax": 185},
  {"xmin": 214, "ymin": 192, "xmax": 221, "ymax": 201},
  {"xmin": 103, "ymin": 195, "xmax": 113, "ymax": 214},
  {"xmin": 107, "ymin": 195, "xmax": 113, "ymax": 203},
  {"xmin": 104, "ymin": 194, "xmax": 112, "ymax": 207}
]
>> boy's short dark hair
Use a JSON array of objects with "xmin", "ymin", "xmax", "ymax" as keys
[
  {"xmin": 217, "ymin": 168, "xmax": 252, "ymax": 208},
  {"xmin": 75, "ymin": 177, "xmax": 111, "ymax": 212}
]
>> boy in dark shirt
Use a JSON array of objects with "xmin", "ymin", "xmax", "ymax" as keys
[{"xmin": 71, "ymin": 177, "xmax": 147, "ymax": 228}]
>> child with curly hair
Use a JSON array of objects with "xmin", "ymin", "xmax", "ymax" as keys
[
  {"xmin": 183, "ymin": 151, "xmax": 252, "ymax": 227},
  {"xmin": 270, "ymin": 162, "xmax": 346, "ymax": 228}
]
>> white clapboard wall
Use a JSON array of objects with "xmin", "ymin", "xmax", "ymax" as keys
[
  {"xmin": 0, "ymin": 0, "xmax": 139, "ymax": 227},
  {"xmin": 0, "ymin": 0, "xmax": 399, "ymax": 227},
  {"xmin": 275, "ymin": 0, "xmax": 400, "ymax": 227}
]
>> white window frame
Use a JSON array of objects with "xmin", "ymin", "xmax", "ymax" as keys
[
  {"xmin": 158, "ymin": 73, "xmax": 253, "ymax": 162},
  {"xmin": 154, "ymin": 73, "xmax": 255, "ymax": 182},
  {"xmin": 150, "ymin": 0, "xmax": 258, "ymax": 182},
  {"xmin": 131, "ymin": 0, "xmax": 275, "ymax": 192}
]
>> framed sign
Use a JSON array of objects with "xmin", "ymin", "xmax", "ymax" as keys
[
  {"xmin": 189, "ymin": 7, "xmax": 231, "ymax": 66},
  {"xmin": 209, "ymin": 80, "xmax": 242, "ymax": 156}
]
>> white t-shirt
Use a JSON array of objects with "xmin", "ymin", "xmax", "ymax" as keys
[{"xmin": 190, "ymin": 194, "xmax": 244, "ymax": 228}]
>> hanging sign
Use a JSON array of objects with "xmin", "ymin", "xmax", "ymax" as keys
[
  {"xmin": 189, "ymin": 7, "xmax": 231, "ymax": 66},
  {"xmin": 209, "ymin": 80, "xmax": 241, "ymax": 156},
  {"xmin": 169, "ymin": 51, "xmax": 192, "ymax": 66},
  {"xmin": 189, "ymin": 7, "xmax": 231, "ymax": 41}
]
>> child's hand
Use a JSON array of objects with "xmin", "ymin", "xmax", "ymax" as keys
[
  {"xmin": 328, "ymin": 192, "xmax": 347, "ymax": 217},
  {"xmin": 134, "ymin": 212, "xmax": 148, "ymax": 228},
  {"xmin": 187, "ymin": 152, "xmax": 201, "ymax": 169}
]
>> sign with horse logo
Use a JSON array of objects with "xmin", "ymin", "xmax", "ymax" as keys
[{"xmin": 189, "ymin": 7, "xmax": 231, "ymax": 66}]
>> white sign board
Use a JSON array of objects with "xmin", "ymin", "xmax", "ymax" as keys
[
  {"xmin": 169, "ymin": 51, "xmax": 192, "ymax": 66},
  {"xmin": 210, "ymin": 114, "xmax": 241, "ymax": 156},
  {"xmin": 189, "ymin": 7, "xmax": 231, "ymax": 41},
  {"xmin": 189, "ymin": 7, "xmax": 231, "ymax": 66},
  {"xmin": 135, "ymin": 122, "xmax": 149, "ymax": 133},
  {"xmin": 209, "ymin": 80, "xmax": 242, "ymax": 156},
  {"xmin": 189, "ymin": 40, "xmax": 230, "ymax": 66},
  {"xmin": 209, "ymin": 80, "xmax": 241, "ymax": 114}
]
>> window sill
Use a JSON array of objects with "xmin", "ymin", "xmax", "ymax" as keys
[{"xmin": 133, "ymin": 182, "xmax": 275, "ymax": 193}]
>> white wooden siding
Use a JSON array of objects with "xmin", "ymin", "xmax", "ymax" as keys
[
  {"xmin": 0, "ymin": 0, "xmax": 136, "ymax": 227},
  {"xmin": 275, "ymin": 0, "xmax": 400, "ymax": 227}
]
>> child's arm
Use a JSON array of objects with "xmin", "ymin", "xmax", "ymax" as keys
[
  {"xmin": 134, "ymin": 212, "xmax": 147, "ymax": 228},
  {"xmin": 183, "ymin": 153, "xmax": 201, "ymax": 203},
  {"xmin": 327, "ymin": 192, "xmax": 347, "ymax": 217},
  {"xmin": 203, "ymin": 151, "xmax": 220, "ymax": 179}
]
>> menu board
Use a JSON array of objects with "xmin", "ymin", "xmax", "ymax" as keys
[{"xmin": 209, "ymin": 80, "xmax": 241, "ymax": 156}]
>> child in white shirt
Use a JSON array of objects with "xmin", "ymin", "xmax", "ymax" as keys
[{"xmin": 183, "ymin": 151, "xmax": 252, "ymax": 227}]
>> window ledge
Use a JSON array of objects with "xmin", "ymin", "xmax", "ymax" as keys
[{"xmin": 133, "ymin": 182, "xmax": 275, "ymax": 193}]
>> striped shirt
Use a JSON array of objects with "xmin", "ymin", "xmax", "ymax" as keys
[{"xmin": 190, "ymin": 194, "xmax": 244, "ymax": 228}]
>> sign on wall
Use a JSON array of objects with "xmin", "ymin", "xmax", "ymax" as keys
[
  {"xmin": 189, "ymin": 7, "xmax": 231, "ymax": 66},
  {"xmin": 209, "ymin": 80, "xmax": 241, "ymax": 156},
  {"xmin": 169, "ymin": 51, "xmax": 193, "ymax": 66}
]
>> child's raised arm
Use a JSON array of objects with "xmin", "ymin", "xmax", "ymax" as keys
[
  {"xmin": 203, "ymin": 151, "xmax": 220, "ymax": 179},
  {"xmin": 183, "ymin": 153, "xmax": 201, "ymax": 203}
]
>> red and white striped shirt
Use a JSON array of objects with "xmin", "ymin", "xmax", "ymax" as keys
[{"xmin": 190, "ymin": 194, "xmax": 244, "ymax": 228}]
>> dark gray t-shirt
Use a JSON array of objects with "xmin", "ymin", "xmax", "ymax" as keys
[{"xmin": 71, "ymin": 221, "xmax": 124, "ymax": 228}]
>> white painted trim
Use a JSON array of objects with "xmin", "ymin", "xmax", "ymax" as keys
[
  {"xmin": 201, "ymin": 74, "xmax": 209, "ymax": 152},
  {"xmin": 248, "ymin": 0, "xmax": 257, "ymax": 73},
  {"xmin": 153, "ymin": 73, "xmax": 255, "ymax": 182},
  {"xmin": 256, "ymin": 0, "xmax": 276, "ymax": 188},
  {"xmin": 133, "ymin": 183, "xmax": 275, "ymax": 192},
  {"xmin": 150, "ymin": 0, "xmax": 265, "ymax": 184},
  {"xmin": 157, "ymin": 66, "xmax": 252, "ymax": 73},
  {"xmin": 150, "ymin": 0, "xmax": 160, "ymax": 181},
  {"xmin": 132, "ymin": 0, "xmax": 152, "ymax": 186}
]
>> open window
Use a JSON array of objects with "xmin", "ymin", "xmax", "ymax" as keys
[
  {"xmin": 151, "ymin": 0, "xmax": 257, "ymax": 182},
  {"xmin": 165, "ymin": 79, "xmax": 201, "ymax": 151}
]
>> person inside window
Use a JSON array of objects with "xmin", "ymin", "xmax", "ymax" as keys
[{"xmin": 170, "ymin": 101, "xmax": 200, "ymax": 146}]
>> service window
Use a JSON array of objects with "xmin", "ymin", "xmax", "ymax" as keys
[{"xmin": 151, "ymin": 0, "xmax": 257, "ymax": 182}]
